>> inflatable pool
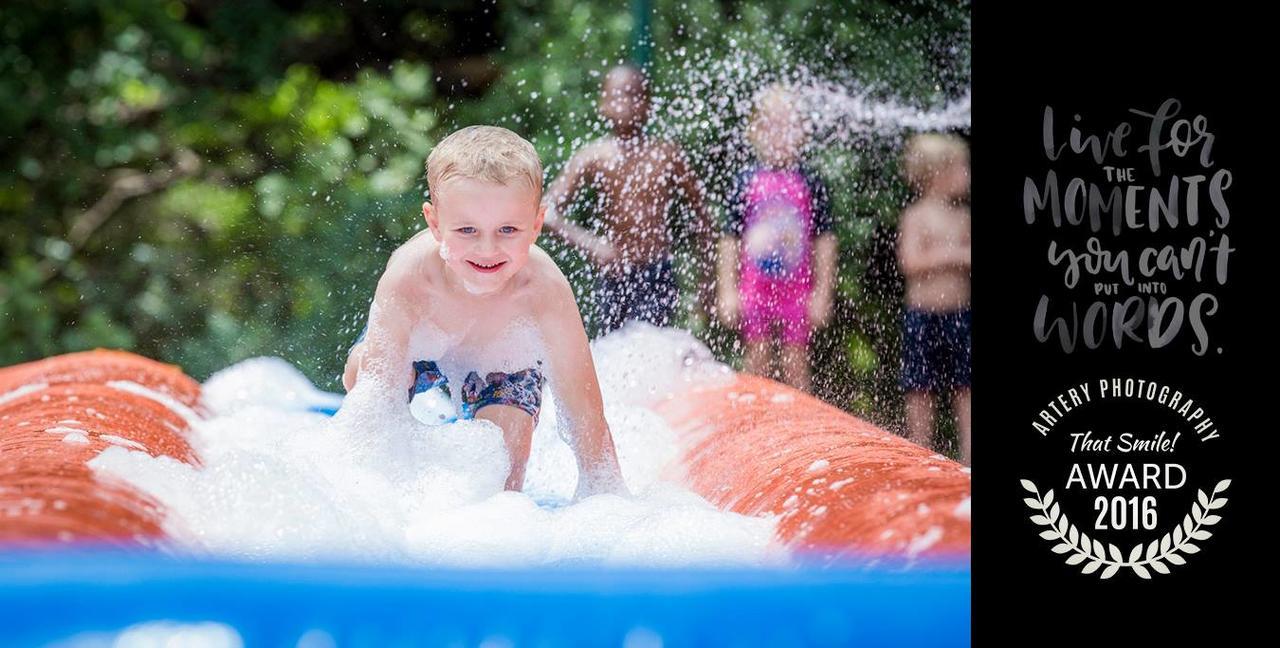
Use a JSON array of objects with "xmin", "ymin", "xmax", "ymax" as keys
[{"xmin": 0, "ymin": 326, "xmax": 970, "ymax": 645}]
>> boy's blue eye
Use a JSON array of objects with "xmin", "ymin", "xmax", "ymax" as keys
[
  {"xmin": 500, "ymin": 226, "xmax": 518, "ymax": 234},
  {"xmin": 457, "ymin": 227, "xmax": 477, "ymax": 235}
]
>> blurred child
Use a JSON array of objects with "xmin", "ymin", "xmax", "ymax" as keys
[
  {"xmin": 343, "ymin": 126, "xmax": 628, "ymax": 498},
  {"xmin": 897, "ymin": 133, "xmax": 971, "ymax": 465},
  {"xmin": 542, "ymin": 65, "xmax": 717, "ymax": 334},
  {"xmin": 716, "ymin": 85, "xmax": 838, "ymax": 393}
]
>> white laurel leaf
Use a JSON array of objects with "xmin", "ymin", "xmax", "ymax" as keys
[
  {"xmin": 1039, "ymin": 530, "xmax": 1057, "ymax": 540},
  {"xmin": 1174, "ymin": 524, "xmax": 1184, "ymax": 545},
  {"xmin": 1202, "ymin": 515, "xmax": 1221, "ymax": 525},
  {"xmin": 1145, "ymin": 540, "xmax": 1159, "ymax": 561},
  {"xmin": 1108, "ymin": 544, "xmax": 1122, "ymax": 563},
  {"xmin": 1023, "ymin": 498, "xmax": 1041, "ymax": 509},
  {"xmin": 1167, "ymin": 553, "xmax": 1186, "ymax": 566},
  {"xmin": 1081, "ymin": 534, "xmax": 1091, "ymax": 555},
  {"xmin": 1082, "ymin": 560, "xmax": 1102, "ymax": 575},
  {"xmin": 1182, "ymin": 543, "xmax": 1200, "ymax": 554},
  {"xmin": 1160, "ymin": 534, "xmax": 1170, "ymax": 554},
  {"xmin": 1192, "ymin": 530, "xmax": 1212, "ymax": 541},
  {"xmin": 1208, "ymin": 498, "xmax": 1227, "ymax": 510},
  {"xmin": 1197, "ymin": 489, "xmax": 1209, "ymax": 509},
  {"xmin": 1020, "ymin": 479, "xmax": 1038, "ymax": 494},
  {"xmin": 1069, "ymin": 525, "xmax": 1078, "ymax": 545},
  {"xmin": 1050, "ymin": 502, "xmax": 1060, "ymax": 523},
  {"xmin": 1150, "ymin": 560, "xmax": 1169, "ymax": 575},
  {"xmin": 1066, "ymin": 553, "xmax": 1087, "ymax": 565},
  {"xmin": 1193, "ymin": 503, "xmax": 1203, "ymax": 524},
  {"xmin": 1182, "ymin": 516, "xmax": 1193, "ymax": 536},
  {"xmin": 1215, "ymin": 479, "xmax": 1231, "ymax": 493},
  {"xmin": 1101, "ymin": 564, "xmax": 1119, "ymax": 579},
  {"xmin": 1057, "ymin": 515, "xmax": 1068, "ymax": 535},
  {"xmin": 1093, "ymin": 543, "xmax": 1106, "ymax": 560},
  {"xmin": 1128, "ymin": 544, "xmax": 1142, "ymax": 563},
  {"xmin": 1030, "ymin": 515, "xmax": 1050, "ymax": 526},
  {"xmin": 1051, "ymin": 544, "xmax": 1072, "ymax": 554}
]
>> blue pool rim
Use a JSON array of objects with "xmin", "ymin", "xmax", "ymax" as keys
[{"xmin": 0, "ymin": 551, "xmax": 969, "ymax": 647}]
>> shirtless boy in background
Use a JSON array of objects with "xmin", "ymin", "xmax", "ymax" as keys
[
  {"xmin": 542, "ymin": 65, "xmax": 717, "ymax": 333},
  {"xmin": 897, "ymin": 133, "xmax": 971, "ymax": 465}
]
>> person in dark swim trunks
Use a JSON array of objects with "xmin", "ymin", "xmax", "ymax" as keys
[
  {"xmin": 591, "ymin": 258, "xmax": 679, "ymax": 332},
  {"xmin": 897, "ymin": 133, "xmax": 971, "ymax": 465},
  {"xmin": 541, "ymin": 65, "xmax": 717, "ymax": 336}
]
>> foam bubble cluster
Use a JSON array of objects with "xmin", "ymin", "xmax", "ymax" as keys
[{"xmin": 89, "ymin": 325, "xmax": 780, "ymax": 567}]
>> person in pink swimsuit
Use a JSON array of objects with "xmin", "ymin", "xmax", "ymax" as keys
[{"xmin": 717, "ymin": 86, "xmax": 838, "ymax": 392}]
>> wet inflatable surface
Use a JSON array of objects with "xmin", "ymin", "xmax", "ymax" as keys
[{"xmin": 0, "ymin": 345, "xmax": 970, "ymax": 645}]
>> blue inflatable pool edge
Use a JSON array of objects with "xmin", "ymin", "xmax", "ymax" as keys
[{"xmin": 0, "ymin": 552, "xmax": 970, "ymax": 647}]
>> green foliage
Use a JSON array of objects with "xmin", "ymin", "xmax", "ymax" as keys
[{"xmin": 1, "ymin": 0, "xmax": 968, "ymax": 428}]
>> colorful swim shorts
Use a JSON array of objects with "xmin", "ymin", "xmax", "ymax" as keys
[{"xmin": 410, "ymin": 359, "xmax": 546, "ymax": 423}]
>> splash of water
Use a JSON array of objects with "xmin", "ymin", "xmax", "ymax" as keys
[{"xmin": 88, "ymin": 325, "xmax": 780, "ymax": 567}]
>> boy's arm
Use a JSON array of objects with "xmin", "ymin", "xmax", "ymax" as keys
[
  {"xmin": 672, "ymin": 147, "xmax": 718, "ymax": 314},
  {"xmin": 342, "ymin": 262, "xmax": 417, "ymax": 400},
  {"xmin": 716, "ymin": 235, "xmax": 741, "ymax": 327},
  {"xmin": 897, "ymin": 208, "xmax": 969, "ymax": 277},
  {"xmin": 809, "ymin": 233, "xmax": 839, "ymax": 328},
  {"xmin": 538, "ymin": 272, "xmax": 628, "ymax": 499},
  {"xmin": 543, "ymin": 147, "xmax": 617, "ymax": 264}
]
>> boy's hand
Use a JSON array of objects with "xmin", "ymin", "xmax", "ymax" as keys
[
  {"xmin": 716, "ymin": 292, "xmax": 740, "ymax": 328},
  {"xmin": 590, "ymin": 237, "xmax": 619, "ymax": 265},
  {"xmin": 808, "ymin": 293, "xmax": 833, "ymax": 329}
]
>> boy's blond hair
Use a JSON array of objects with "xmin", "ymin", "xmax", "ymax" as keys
[
  {"xmin": 902, "ymin": 133, "xmax": 969, "ymax": 193},
  {"xmin": 426, "ymin": 125, "xmax": 542, "ymax": 200}
]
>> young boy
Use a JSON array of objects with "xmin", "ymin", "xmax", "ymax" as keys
[
  {"xmin": 716, "ymin": 85, "xmax": 838, "ymax": 393},
  {"xmin": 343, "ymin": 125, "xmax": 628, "ymax": 499},
  {"xmin": 897, "ymin": 133, "xmax": 971, "ymax": 465},
  {"xmin": 542, "ymin": 65, "xmax": 717, "ymax": 334}
]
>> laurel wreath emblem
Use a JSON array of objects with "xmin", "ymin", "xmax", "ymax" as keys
[{"xmin": 1020, "ymin": 478, "xmax": 1229, "ymax": 579}]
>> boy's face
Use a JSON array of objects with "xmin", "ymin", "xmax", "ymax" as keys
[
  {"xmin": 600, "ymin": 68, "xmax": 650, "ymax": 137},
  {"xmin": 423, "ymin": 178, "xmax": 545, "ymax": 295},
  {"xmin": 749, "ymin": 102, "xmax": 806, "ymax": 167}
]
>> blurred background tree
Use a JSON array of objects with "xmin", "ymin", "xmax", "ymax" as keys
[{"xmin": 0, "ymin": 0, "xmax": 968, "ymax": 439}]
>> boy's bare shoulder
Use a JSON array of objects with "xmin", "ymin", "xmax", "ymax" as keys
[
  {"xmin": 379, "ymin": 231, "xmax": 438, "ymax": 297},
  {"xmin": 518, "ymin": 246, "xmax": 576, "ymax": 308}
]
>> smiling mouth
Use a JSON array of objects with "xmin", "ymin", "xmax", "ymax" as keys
[{"xmin": 467, "ymin": 260, "xmax": 506, "ymax": 274}]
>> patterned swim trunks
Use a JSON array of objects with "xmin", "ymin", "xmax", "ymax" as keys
[{"xmin": 410, "ymin": 359, "xmax": 546, "ymax": 423}]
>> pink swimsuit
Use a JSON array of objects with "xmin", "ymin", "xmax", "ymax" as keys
[{"xmin": 733, "ymin": 166, "xmax": 828, "ymax": 346}]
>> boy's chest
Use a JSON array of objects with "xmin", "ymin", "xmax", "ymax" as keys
[
  {"xmin": 417, "ymin": 299, "xmax": 544, "ymax": 372},
  {"xmin": 919, "ymin": 208, "xmax": 971, "ymax": 247},
  {"xmin": 593, "ymin": 150, "xmax": 678, "ymax": 190}
]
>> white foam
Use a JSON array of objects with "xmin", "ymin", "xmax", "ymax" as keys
[
  {"xmin": 45, "ymin": 426, "xmax": 85, "ymax": 435},
  {"xmin": 89, "ymin": 326, "xmax": 782, "ymax": 567},
  {"xmin": 106, "ymin": 380, "xmax": 201, "ymax": 425},
  {"xmin": 0, "ymin": 382, "xmax": 47, "ymax": 406},
  {"xmin": 99, "ymin": 434, "xmax": 148, "ymax": 451},
  {"xmin": 906, "ymin": 526, "xmax": 944, "ymax": 557}
]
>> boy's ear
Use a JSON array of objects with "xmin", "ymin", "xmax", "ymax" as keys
[
  {"xmin": 423, "ymin": 201, "xmax": 442, "ymax": 241},
  {"xmin": 533, "ymin": 202, "xmax": 547, "ymax": 239}
]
